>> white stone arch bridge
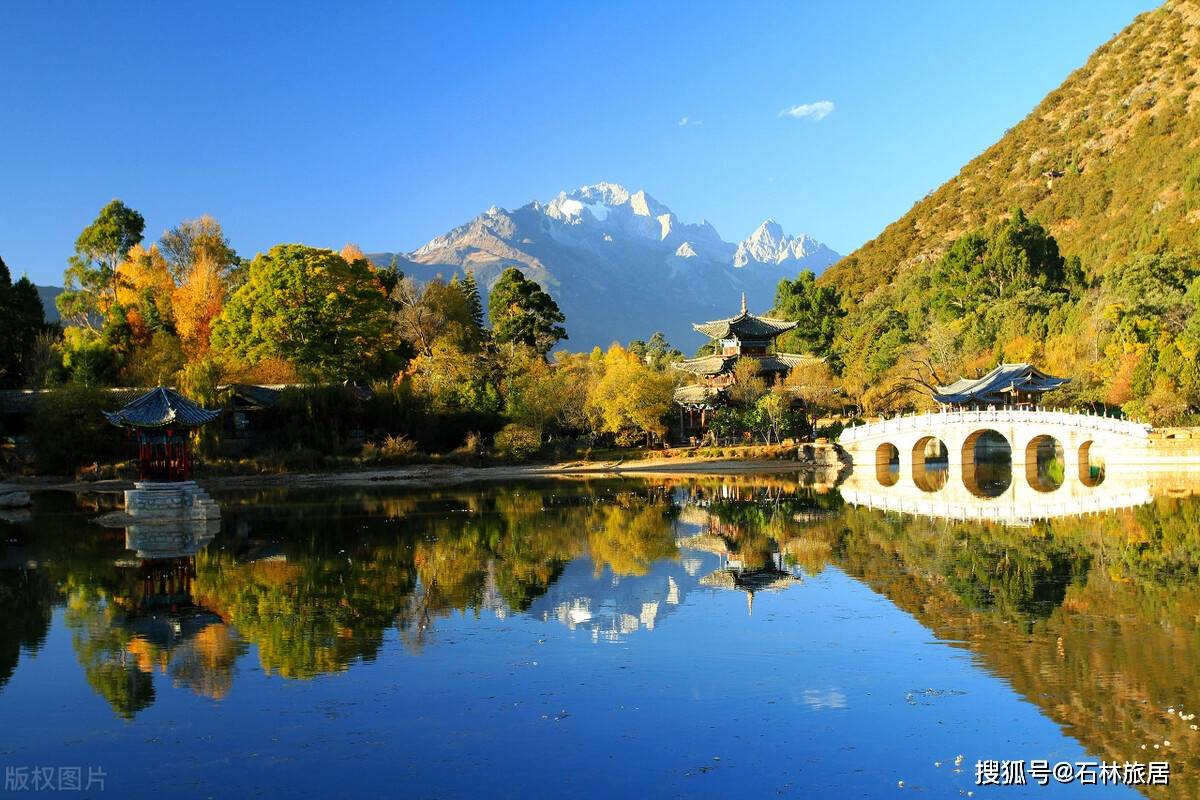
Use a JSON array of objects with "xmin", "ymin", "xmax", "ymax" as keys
[{"xmin": 837, "ymin": 409, "xmax": 1153, "ymax": 522}]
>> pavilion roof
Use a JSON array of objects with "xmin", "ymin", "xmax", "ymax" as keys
[
  {"xmin": 693, "ymin": 311, "xmax": 797, "ymax": 341},
  {"xmin": 103, "ymin": 386, "xmax": 222, "ymax": 429},
  {"xmin": 673, "ymin": 384, "xmax": 724, "ymax": 407},
  {"xmin": 692, "ymin": 294, "xmax": 797, "ymax": 340},
  {"xmin": 933, "ymin": 363, "xmax": 1069, "ymax": 405}
]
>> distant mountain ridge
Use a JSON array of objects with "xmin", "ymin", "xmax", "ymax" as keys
[
  {"xmin": 36, "ymin": 285, "xmax": 60, "ymax": 324},
  {"xmin": 371, "ymin": 182, "xmax": 839, "ymax": 350}
]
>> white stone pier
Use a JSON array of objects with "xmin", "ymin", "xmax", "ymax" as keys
[{"xmin": 125, "ymin": 481, "xmax": 221, "ymax": 522}]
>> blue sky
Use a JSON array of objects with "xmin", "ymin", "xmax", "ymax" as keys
[{"xmin": 0, "ymin": 1, "xmax": 1156, "ymax": 286}]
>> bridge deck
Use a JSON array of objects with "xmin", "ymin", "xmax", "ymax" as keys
[{"xmin": 840, "ymin": 408, "xmax": 1151, "ymax": 445}]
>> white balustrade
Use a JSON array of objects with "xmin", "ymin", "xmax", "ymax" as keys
[{"xmin": 840, "ymin": 407, "xmax": 1151, "ymax": 445}]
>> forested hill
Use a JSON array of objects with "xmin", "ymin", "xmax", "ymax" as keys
[{"xmin": 822, "ymin": 0, "xmax": 1200, "ymax": 302}]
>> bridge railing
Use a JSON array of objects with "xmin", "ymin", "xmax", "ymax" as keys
[{"xmin": 838, "ymin": 407, "xmax": 1152, "ymax": 444}]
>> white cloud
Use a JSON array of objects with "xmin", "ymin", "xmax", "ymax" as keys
[
  {"xmin": 778, "ymin": 100, "xmax": 834, "ymax": 121},
  {"xmin": 677, "ymin": 116, "xmax": 702, "ymax": 126}
]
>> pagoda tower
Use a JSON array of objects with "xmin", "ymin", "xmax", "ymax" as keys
[{"xmin": 671, "ymin": 294, "xmax": 821, "ymax": 440}]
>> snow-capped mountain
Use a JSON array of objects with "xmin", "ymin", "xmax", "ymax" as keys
[
  {"xmin": 733, "ymin": 219, "xmax": 838, "ymax": 269},
  {"xmin": 372, "ymin": 183, "xmax": 840, "ymax": 350}
]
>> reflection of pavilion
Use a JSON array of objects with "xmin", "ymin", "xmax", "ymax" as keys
[
  {"xmin": 117, "ymin": 521, "xmax": 224, "ymax": 643},
  {"xmin": 683, "ymin": 533, "xmax": 802, "ymax": 615},
  {"xmin": 112, "ymin": 521, "xmax": 236, "ymax": 701}
]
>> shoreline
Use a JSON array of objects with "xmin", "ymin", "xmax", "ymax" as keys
[{"xmin": 3, "ymin": 455, "xmax": 847, "ymax": 495}]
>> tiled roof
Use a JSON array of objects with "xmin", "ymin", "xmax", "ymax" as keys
[
  {"xmin": 103, "ymin": 387, "xmax": 222, "ymax": 429},
  {"xmin": 670, "ymin": 352, "xmax": 821, "ymax": 377},
  {"xmin": 693, "ymin": 311, "xmax": 798, "ymax": 340},
  {"xmin": 934, "ymin": 363, "xmax": 1069, "ymax": 405},
  {"xmin": 673, "ymin": 385, "xmax": 724, "ymax": 406}
]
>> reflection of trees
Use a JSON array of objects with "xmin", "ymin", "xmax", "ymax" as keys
[
  {"xmin": 193, "ymin": 485, "xmax": 682, "ymax": 669},
  {"xmin": 939, "ymin": 526, "xmax": 1090, "ymax": 623},
  {"xmin": 0, "ymin": 568, "xmax": 55, "ymax": 691},
  {"xmin": 586, "ymin": 494, "xmax": 678, "ymax": 577},
  {"xmin": 168, "ymin": 623, "xmax": 242, "ymax": 699},
  {"xmin": 194, "ymin": 551, "xmax": 414, "ymax": 679},
  {"xmin": 65, "ymin": 590, "xmax": 155, "ymax": 720},
  {"xmin": 830, "ymin": 500, "xmax": 1200, "ymax": 799},
  {"xmin": 690, "ymin": 483, "xmax": 841, "ymax": 574}
]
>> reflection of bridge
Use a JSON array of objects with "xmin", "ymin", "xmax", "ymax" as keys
[
  {"xmin": 837, "ymin": 466, "xmax": 1151, "ymax": 522},
  {"xmin": 838, "ymin": 409, "xmax": 1153, "ymax": 522}
]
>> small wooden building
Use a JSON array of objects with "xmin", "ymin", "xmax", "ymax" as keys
[
  {"xmin": 103, "ymin": 387, "xmax": 221, "ymax": 482},
  {"xmin": 933, "ymin": 363, "xmax": 1069, "ymax": 409}
]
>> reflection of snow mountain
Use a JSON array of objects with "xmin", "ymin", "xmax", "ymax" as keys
[
  {"xmin": 526, "ymin": 548, "xmax": 723, "ymax": 642},
  {"xmin": 523, "ymin": 494, "xmax": 816, "ymax": 638}
]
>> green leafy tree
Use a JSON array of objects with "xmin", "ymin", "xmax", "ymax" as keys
[
  {"xmin": 501, "ymin": 347, "xmax": 569, "ymax": 435},
  {"xmin": 773, "ymin": 271, "xmax": 843, "ymax": 358},
  {"xmin": 628, "ymin": 331, "xmax": 682, "ymax": 371},
  {"xmin": 211, "ymin": 244, "xmax": 392, "ymax": 381},
  {"xmin": 57, "ymin": 200, "xmax": 145, "ymax": 326},
  {"xmin": 931, "ymin": 209, "xmax": 1070, "ymax": 318},
  {"xmin": 488, "ymin": 267, "xmax": 566, "ymax": 354}
]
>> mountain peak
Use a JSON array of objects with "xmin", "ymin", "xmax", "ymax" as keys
[
  {"xmin": 399, "ymin": 183, "xmax": 839, "ymax": 347},
  {"xmin": 629, "ymin": 189, "xmax": 667, "ymax": 218},
  {"xmin": 734, "ymin": 220, "xmax": 837, "ymax": 269},
  {"xmin": 570, "ymin": 182, "xmax": 632, "ymax": 207}
]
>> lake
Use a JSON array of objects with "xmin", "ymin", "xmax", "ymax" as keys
[{"xmin": 0, "ymin": 469, "xmax": 1194, "ymax": 798}]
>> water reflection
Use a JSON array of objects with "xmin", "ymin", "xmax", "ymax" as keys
[
  {"xmin": 1, "ymin": 473, "xmax": 1199, "ymax": 795},
  {"xmin": 962, "ymin": 429, "xmax": 1013, "ymax": 497},
  {"xmin": 65, "ymin": 519, "xmax": 238, "ymax": 718}
]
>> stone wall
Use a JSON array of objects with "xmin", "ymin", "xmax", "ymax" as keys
[{"xmin": 125, "ymin": 481, "xmax": 221, "ymax": 522}]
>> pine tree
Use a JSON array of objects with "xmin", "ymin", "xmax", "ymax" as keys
[
  {"xmin": 461, "ymin": 270, "xmax": 485, "ymax": 331},
  {"xmin": 487, "ymin": 267, "xmax": 566, "ymax": 355},
  {"xmin": 0, "ymin": 255, "xmax": 12, "ymax": 385}
]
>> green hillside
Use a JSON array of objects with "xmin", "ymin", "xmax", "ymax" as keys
[
  {"xmin": 826, "ymin": 0, "xmax": 1200, "ymax": 298},
  {"xmin": 813, "ymin": 0, "xmax": 1200, "ymax": 421}
]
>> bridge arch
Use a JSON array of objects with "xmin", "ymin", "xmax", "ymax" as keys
[
  {"xmin": 912, "ymin": 436, "xmax": 948, "ymax": 492},
  {"xmin": 875, "ymin": 442, "xmax": 899, "ymax": 487},
  {"xmin": 1078, "ymin": 440, "xmax": 1105, "ymax": 487},
  {"xmin": 961, "ymin": 429, "xmax": 1012, "ymax": 498},
  {"xmin": 1024, "ymin": 434, "xmax": 1065, "ymax": 492}
]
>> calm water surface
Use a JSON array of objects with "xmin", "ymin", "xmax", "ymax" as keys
[{"xmin": 1, "ymin": 472, "xmax": 1195, "ymax": 798}]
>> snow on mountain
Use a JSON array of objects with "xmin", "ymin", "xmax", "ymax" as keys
[
  {"xmin": 372, "ymin": 183, "xmax": 840, "ymax": 350},
  {"xmin": 674, "ymin": 242, "xmax": 699, "ymax": 259},
  {"xmin": 733, "ymin": 219, "xmax": 840, "ymax": 270}
]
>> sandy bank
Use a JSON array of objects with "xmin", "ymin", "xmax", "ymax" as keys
[{"xmin": 10, "ymin": 454, "xmax": 847, "ymax": 495}]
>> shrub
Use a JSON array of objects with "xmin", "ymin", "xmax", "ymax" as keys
[
  {"xmin": 815, "ymin": 421, "xmax": 845, "ymax": 440},
  {"xmin": 28, "ymin": 386, "xmax": 127, "ymax": 475},
  {"xmin": 493, "ymin": 423, "xmax": 541, "ymax": 462},
  {"xmin": 362, "ymin": 434, "xmax": 418, "ymax": 465},
  {"xmin": 278, "ymin": 447, "xmax": 330, "ymax": 472}
]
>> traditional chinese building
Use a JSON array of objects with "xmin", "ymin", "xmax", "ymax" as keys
[
  {"xmin": 671, "ymin": 295, "xmax": 822, "ymax": 440},
  {"xmin": 103, "ymin": 387, "xmax": 222, "ymax": 522},
  {"xmin": 104, "ymin": 386, "xmax": 222, "ymax": 482},
  {"xmin": 933, "ymin": 363, "xmax": 1069, "ymax": 409}
]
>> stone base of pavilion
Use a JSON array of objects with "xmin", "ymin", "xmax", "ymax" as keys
[{"xmin": 125, "ymin": 480, "xmax": 221, "ymax": 523}]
